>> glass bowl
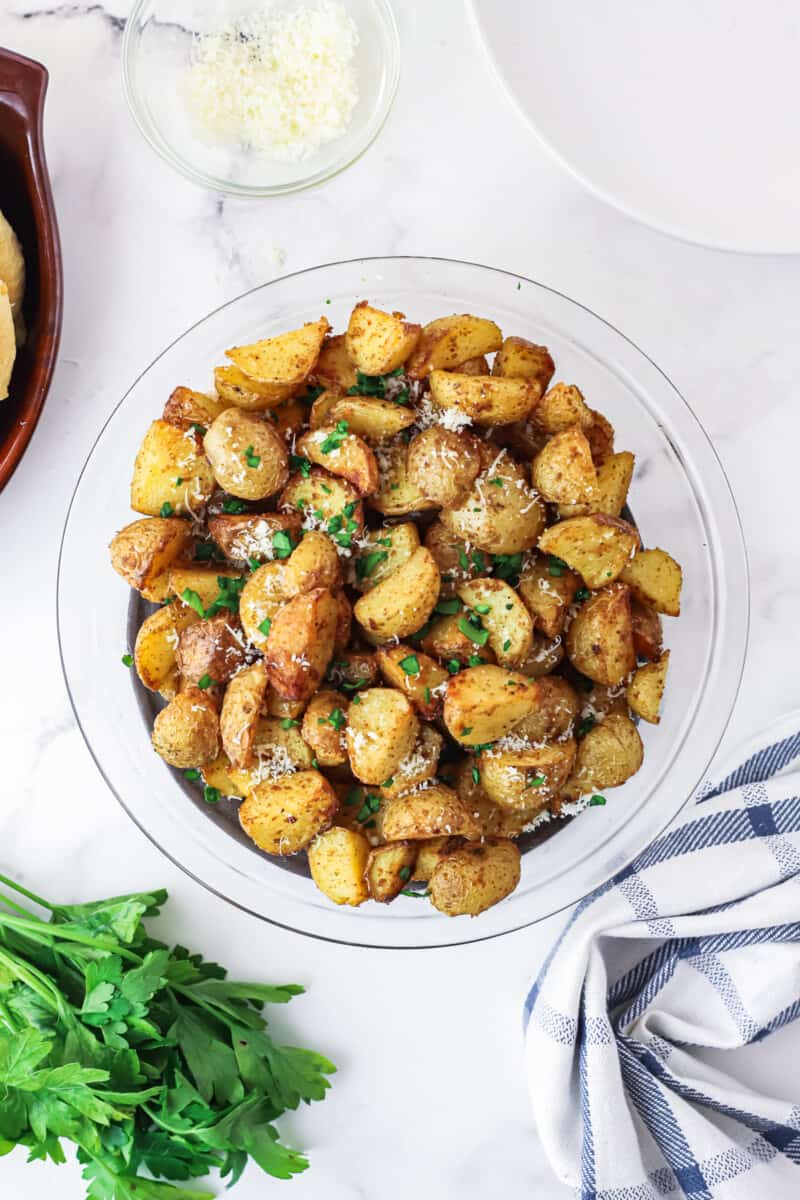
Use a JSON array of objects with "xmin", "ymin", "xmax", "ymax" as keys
[
  {"xmin": 122, "ymin": 0, "xmax": 400, "ymax": 196},
  {"xmin": 58, "ymin": 257, "xmax": 749, "ymax": 948}
]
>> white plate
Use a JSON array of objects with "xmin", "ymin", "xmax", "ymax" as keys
[{"xmin": 469, "ymin": 0, "xmax": 800, "ymax": 253}]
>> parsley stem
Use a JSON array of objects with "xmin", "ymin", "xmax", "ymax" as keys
[
  {"xmin": 0, "ymin": 871, "xmax": 52, "ymax": 910},
  {"xmin": 0, "ymin": 910, "xmax": 140, "ymax": 962}
]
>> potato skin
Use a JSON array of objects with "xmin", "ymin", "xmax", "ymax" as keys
[
  {"xmin": 411, "ymin": 835, "xmax": 463, "ymax": 881},
  {"xmin": 429, "ymin": 371, "xmax": 539, "ymax": 426},
  {"xmin": 134, "ymin": 601, "xmax": 200, "ymax": 698},
  {"xmin": 213, "ymin": 364, "xmax": 299, "ymax": 410},
  {"xmin": 517, "ymin": 555, "xmax": 581, "ymax": 639},
  {"xmin": 110, "ymin": 517, "xmax": 192, "ymax": 593},
  {"xmin": 279, "ymin": 466, "xmax": 365, "ymax": 534},
  {"xmin": 534, "ymin": 383, "xmax": 593, "ymax": 433},
  {"xmin": 566, "ymin": 583, "xmax": 636, "ymax": 686},
  {"xmin": 239, "ymin": 769, "xmax": 338, "ymax": 855},
  {"xmin": 492, "ymin": 337, "xmax": 554, "ymax": 391},
  {"xmin": 208, "ymin": 512, "xmax": 301, "ymax": 563},
  {"xmin": 619, "ymin": 548, "xmax": 682, "ymax": 617},
  {"xmin": 567, "ymin": 713, "xmax": 643, "ymax": 794},
  {"xmin": 295, "ymin": 425, "xmax": 379, "ymax": 496},
  {"xmin": 443, "ymin": 665, "xmax": 540, "ymax": 746},
  {"xmin": 265, "ymin": 587, "xmax": 339, "ymax": 701},
  {"xmin": 354, "ymin": 547, "xmax": 440, "ymax": 643},
  {"xmin": 345, "ymin": 688, "xmax": 419, "ymax": 784},
  {"xmin": 510, "ymin": 676, "xmax": 580, "ymax": 744},
  {"xmin": 130, "ymin": 420, "xmax": 215, "ymax": 517},
  {"xmin": 627, "ymin": 651, "xmax": 670, "ymax": 724},
  {"xmin": 238, "ymin": 561, "xmax": 287, "ymax": 651},
  {"xmin": 152, "ymin": 687, "xmax": 219, "ymax": 768},
  {"xmin": 219, "ymin": 660, "xmax": 268, "ymax": 769},
  {"xmin": 168, "ymin": 565, "xmax": 244, "ymax": 612},
  {"xmin": 429, "ymin": 838, "xmax": 521, "ymax": 917},
  {"xmin": 631, "ymin": 598, "xmax": 663, "ymax": 661},
  {"xmin": 365, "ymin": 841, "xmax": 418, "ymax": 902},
  {"xmin": 308, "ymin": 826, "xmax": 371, "ymax": 905},
  {"xmin": 407, "ymin": 314, "xmax": 503, "ymax": 379},
  {"xmin": 381, "ymin": 784, "xmax": 481, "ymax": 841},
  {"xmin": 345, "ymin": 302, "xmax": 421, "ymax": 374},
  {"xmin": 176, "ymin": 614, "xmax": 246, "ymax": 687},
  {"xmin": 226, "ymin": 317, "xmax": 329, "ymax": 385},
  {"xmin": 538, "ymin": 514, "xmax": 640, "ymax": 590},
  {"xmin": 162, "ymin": 386, "xmax": 226, "ymax": 428},
  {"xmin": 440, "ymin": 454, "xmax": 546, "ymax": 555},
  {"xmin": 313, "ymin": 333, "xmax": 358, "ymax": 392},
  {"xmin": 370, "ymin": 438, "xmax": 438, "ymax": 516},
  {"xmin": 353, "ymin": 522, "xmax": 420, "ymax": 593},
  {"xmin": 515, "ymin": 632, "xmax": 565, "ymax": 679},
  {"xmin": 301, "ymin": 689, "xmax": 349, "ymax": 767},
  {"xmin": 406, "ymin": 427, "xmax": 483, "ymax": 507},
  {"xmin": 532, "ymin": 426, "xmax": 597, "ymax": 505},
  {"xmin": 480, "ymin": 739, "xmax": 576, "ymax": 811},
  {"xmin": 423, "ymin": 521, "xmax": 486, "ymax": 597},
  {"xmin": 457, "ymin": 577, "xmax": 533, "ymax": 667},
  {"xmin": 204, "ymin": 408, "xmax": 289, "ymax": 500},
  {"xmin": 375, "ymin": 644, "xmax": 449, "ymax": 719},
  {"xmin": 324, "ymin": 394, "xmax": 417, "ymax": 442},
  {"xmin": 283, "ymin": 530, "xmax": 341, "ymax": 596}
]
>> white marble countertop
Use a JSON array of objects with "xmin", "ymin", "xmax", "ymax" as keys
[{"xmin": 1, "ymin": 2, "xmax": 799, "ymax": 1197}]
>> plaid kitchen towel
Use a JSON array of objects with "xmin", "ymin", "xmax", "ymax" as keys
[{"xmin": 524, "ymin": 716, "xmax": 800, "ymax": 1199}]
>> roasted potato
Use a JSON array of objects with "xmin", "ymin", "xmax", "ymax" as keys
[
  {"xmin": 375, "ymin": 644, "xmax": 450, "ymax": 719},
  {"xmin": 429, "ymin": 370, "xmax": 539, "ymax": 426},
  {"xmin": 265, "ymin": 587, "xmax": 339, "ymax": 701},
  {"xmin": 308, "ymin": 826, "xmax": 371, "ymax": 905},
  {"xmin": 370, "ymin": 438, "xmax": 438, "ymax": 516},
  {"xmin": 345, "ymin": 688, "xmax": 419, "ymax": 784},
  {"xmin": 429, "ymin": 838, "xmax": 521, "ymax": 917},
  {"xmin": 207, "ymin": 512, "xmax": 302, "ymax": 563},
  {"xmin": 480, "ymin": 739, "xmax": 576, "ymax": 811},
  {"xmin": 492, "ymin": 337, "xmax": 554, "ymax": 391},
  {"xmin": 538, "ymin": 513, "xmax": 640, "ymax": 590},
  {"xmin": 271, "ymin": 396, "xmax": 306, "ymax": 439},
  {"xmin": 279, "ymin": 467, "xmax": 365, "ymax": 536},
  {"xmin": 345, "ymin": 302, "xmax": 421, "ymax": 374},
  {"xmin": 201, "ymin": 751, "xmax": 244, "ymax": 799},
  {"xmin": 239, "ymin": 769, "xmax": 338, "ymax": 854},
  {"xmin": 133, "ymin": 601, "xmax": 200, "ymax": 698},
  {"xmin": 566, "ymin": 583, "xmax": 635, "ymax": 685},
  {"xmin": 423, "ymin": 521, "xmax": 488, "ymax": 596},
  {"xmin": 228, "ymin": 717, "xmax": 314, "ymax": 794},
  {"xmin": 214, "ymin": 364, "xmax": 298, "ymax": 410},
  {"xmin": 130, "ymin": 420, "xmax": 215, "ymax": 516},
  {"xmin": 283, "ymin": 530, "xmax": 342, "ymax": 596},
  {"xmin": 378, "ymin": 725, "xmax": 443, "ymax": 799},
  {"xmin": 313, "ymin": 333, "xmax": 358, "ymax": 392},
  {"xmin": 353, "ymin": 522, "xmax": 420, "ymax": 593},
  {"xmin": 226, "ymin": 317, "xmax": 329, "ymax": 385},
  {"xmin": 619, "ymin": 549, "xmax": 682, "ymax": 617},
  {"xmin": 440, "ymin": 453, "xmax": 546, "ymax": 555},
  {"xmin": 325, "ymin": 651, "xmax": 381, "ymax": 693},
  {"xmin": 516, "ymin": 633, "xmax": 565, "ymax": 679},
  {"xmin": 295, "ymin": 424, "xmax": 379, "ymax": 495},
  {"xmin": 585, "ymin": 410, "xmax": 615, "ymax": 465},
  {"xmin": 168, "ymin": 565, "xmax": 244, "ymax": 612},
  {"xmin": 162, "ymin": 386, "xmax": 226, "ymax": 428},
  {"xmin": 534, "ymin": 383, "xmax": 593, "ymax": 434},
  {"xmin": 567, "ymin": 712, "xmax": 643, "ymax": 795},
  {"xmin": 301, "ymin": 689, "xmax": 350, "ymax": 766},
  {"xmin": 443, "ymin": 665, "xmax": 541, "ymax": 745},
  {"xmin": 406, "ymin": 426, "xmax": 484, "ymax": 507},
  {"xmin": 407, "ymin": 314, "xmax": 502, "ymax": 378},
  {"xmin": 631, "ymin": 598, "xmax": 663, "ymax": 661},
  {"xmin": 517, "ymin": 554, "xmax": 581, "ymax": 638},
  {"xmin": 456, "ymin": 355, "xmax": 490, "ymax": 376},
  {"xmin": 411, "ymin": 835, "xmax": 463, "ymax": 881},
  {"xmin": 176, "ymin": 613, "xmax": 246, "ymax": 686},
  {"xmin": 559, "ymin": 451, "xmax": 634, "ymax": 520},
  {"xmin": 510, "ymin": 676, "xmax": 580, "ymax": 743},
  {"xmin": 354, "ymin": 547, "xmax": 440, "ymax": 643},
  {"xmin": 453, "ymin": 759, "xmax": 537, "ymax": 838},
  {"xmin": 323, "ymin": 394, "xmax": 417, "ymax": 441},
  {"xmin": 381, "ymin": 783, "xmax": 481, "ymax": 841},
  {"xmin": 456, "ymin": 578, "xmax": 534, "ymax": 667},
  {"xmin": 365, "ymin": 842, "xmax": 418, "ymax": 902},
  {"xmin": 626, "ymin": 651, "xmax": 670, "ymax": 724},
  {"xmin": 238, "ymin": 561, "xmax": 287, "ymax": 650},
  {"xmin": 532, "ymin": 426, "xmax": 597, "ymax": 505},
  {"xmin": 152, "ymin": 687, "xmax": 219, "ymax": 768},
  {"xmin": 419, "ymin": 612, "xmax": 496, "ymax": 668},
  {"xmin": 266, "ymin": 692, "xmax": 307, "ymax": 721},
  {"xmin": 110, "ymin": 517, "xmax": 191, "ymax": 597},
  {"xmin": 220, "ymin": 661, "xmax": 268, "ymax": 768},
  {"xmin": 204, "ymin": 408, "xmax": 289, "ymax": 500}
]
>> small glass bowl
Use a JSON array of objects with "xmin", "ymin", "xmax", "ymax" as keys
[
  {"xmin": 122, "ymin": 0, "xmax": 400, "ymax": 196},
  {"xmin": 58, "ymin": 258, "xmax": 748, "ymax": 948}
]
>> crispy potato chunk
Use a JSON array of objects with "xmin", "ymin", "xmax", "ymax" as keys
[
  {"xmin": 345, "ymin": 302, "xmax": 421, "ymax": 374},
  {"xmin": 538, "ymin": 514, "xmax": 640, "ymax": 590},
  {"xmin": 627, "ymin": 650, "xmax": 670, "ymax": 724},
  {"xmin": 313, "ymin": 333, "xmax": 358, "ymax": 392},
  {"xmin": 353, "ymin": 522, "xmax": 420, "ymax": 593},
  {"xmin": 419, "ymin": 613, "xmax": 495, "ymax": 668},
  {"xmin": 378, "ymin": 726, "xmax": 443, "ymax": 799},
  {"xmin": 207, "ymin": 512, "xmax": 302, "ymax": 563},
  {"xmin": 443, "ymin": 665, "xmax": 541, "ymax": 745},
  {"xmin": 406, "ymin": 427, "xmax": 484, "ymax": 507},
  {"xmin": 110, "ymin": 517, "xmax": 191, "ymax": 595},
  {"xmin": 585, "ymin": 410, "xmax": 615, "ymax": 465},
  {"xmin": 411, "ymin": 836, "xmax": 463, "ymax": 881},
  {"xmin": 480, "ymin": 739, "xmax": 576, "ymax": 811},
  {"xmin": 455, "ymin": 355, "xmax": 490, "ymax": 376},
  {"xmin": 325, "ymin": 651, "xmax": 380, "ymax": 693},
  {"xmin": 265, "ymin": 587, "xmax": 339, "ymax": 701},
  {"xmin": 407, "ymin": 314, "xmax": 503, "ymax": 379},
  {"xmin": 279, "ymin": 467, "xmax": 365, "ymax": 536},
  {"xmin": 214, "ymin": 364, "xmax": 299, "ymax": 410},
  {"xmin": 381, "ymin": 784, "xmax": 481, "ymax": 841},
  {"xmin": 532, "ymin": 426, "xmax": 598, "ymax": 505},
  {"xmin": 239, "ymin": 770, "xmax": 338, "ymax": 854},
  {"xmin": 354, "ymin": 547, "xmax": 440, "ymax": 643},
  {"xmin": 567, "ymin": 713, "xmax": 643, "ymax": 795},
  {"xmin": 429, "ymin": 838, "xmax": 521, "ymax": 917},
  {"xmin": 238, "ymin": 561, "xmax": 287, "ymax": 651},
  {"xmin": 283, "ymin": 530, "xmax": 341, "ymax": 596},
  {"xmin": 631, "ymin": 598, "xmax": 663, "ymax": 661},
  {"xmin": 559, "ymin": 451, "xmax": 635, "ymax": 520},
  {"xmin": 516, "ymin": 633, "xmax": 565, "ymax": 678},
  {"xmin": 375, "ymin": 644, "xmax": 449, "ymax": 719},
  {"xmin": 295, "ymin": 425, "xmax": 379, "ymax": 495},
  {"xmin": 441, "ymin": 453, "xmax": 546, "ymax": 555},
  {"xmin": 566, "ymin": 583, "xmax": 635, "ymax": 686},
  {"xmin": 429, "ymin": 370, "xmax": 539, "ymax": 426},
  {"xmin": 534, "ymin": 383, "xmax": 593, "ymax": 433},
  {"xmin": 308, "ymin": 827, "xmax": 370, "ymax": 905},
  {"xmin": 517, "ymin": 554, "xmax": 581, "ymax": 638},
  {"xmin": 220, "ymin": 661, "xmax": 268, "ymax": 769},
  {"xmin": 301, "ymin": 689, "xmax": 350, "ymax": 766},
  {"xmin": 324, "ymin": 394, "xmax": 417, "ymax": 441},
  {"xmin": 152, "ymin": 687, "xmax": 219, "ymax": 768},
  {"xmin": 226, "ymin": 317, "xmax": 329, "ymax": 385},
  {"xmin": 365, "ymin": 842, "xmax": 418, "ymax": 902},
  {"xmin": 204, "ymin": 408, "xmax": 289, "ymax": 500},
  {"xmin": 130, "ymin": 420, "xmax": 215, "ymax": 516},
  {"xmin": 619, "ymin": 549, "xmax": 682, "ymax": 617},
  {"xmin": 370, "ymin": 438, "xmax": 438, "ymax": 516},
  {"xmin": 492, "ymin": 337, "xmax": 555, "ymax": 391},
  {"xmin": 168, "ymin": 565, "xmax": 244, "ymax": 612},
  {"xmin": 228, "ymin": 717, "xmax": 314, "ymax": 794},
  {"xmin": 345, "ymin": 688, "xmax": 419, "ymax": 784},
  {"xmin": 201, "ymin": 751, "xmax": 244, "ymax": 799},
  {"xmin": 457, "ymin": 578, "xmax": 534, "ymax": 667},
  {"xmin": 133, "ymin": 601, "xmax": 199, "ymax": 698},
  {"xmin": 423, "ymin": 521, "xmax": 487, "ymax": 597},
  {"xmin": 176, "ymin": 613, "xmax": 246, "ymax": 686},
  {"xmin": 510, "ymin": 676, "xmax": 580, "ymax": 744},
  {"xmin": 162, "ymin": 386, "xmax": 225, "ymax": 428}
]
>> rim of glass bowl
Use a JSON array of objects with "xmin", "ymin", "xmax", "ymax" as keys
[
  {"xmin": 57, "ymin": 256, "xmax": 749, "ymax": 949},
  {"xmin": 121, "ymin": 0, "xmax": 401, "ymax": 197}
]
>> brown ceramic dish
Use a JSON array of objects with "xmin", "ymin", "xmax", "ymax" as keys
[{"xmin": 0, "ymin": 48, "xmax": 62, "ymax": 492}]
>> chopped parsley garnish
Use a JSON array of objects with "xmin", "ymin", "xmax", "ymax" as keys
[
  {"xmin": 575, "ymin": 587, "xmax": 590, "ymax": 602},
  {"xmin": 492, "ymin": 552, "xmax": 523, "ymax": 583},
  {"xmin": 244, "ymin": 444, "xmax": 261, "ymax": 468},
  {"xmin": 190, "ymin": 421, "xmax": 206, "ymax": 436},
  {"xmin": 248, "ymin": 555, "xmax": 261, "ymax": 571},
  {"xmin": 399, "ymin": 654, "xmax": 420, "ymax": 675},
  {"xmin": 205, "ymin": 575, "xmax": 246, "ymax": 617},
  {"xmin": 281, "ymin": 718, "xmax": 300, "ymax": 730},
  {"xmin": 398, "ymin": 866, "xmax": 412, "ymax": 882},
  {"xmin": 461, "ymin": 726, "xmax": 473, "ymax": 736},
  {"xmin": 458, "ymin": 614, "xmax": 489, "ymax": 647},
  {"xmin": 175, "ymin": 476, "xmax": 183, "ymax": 486},
  {"xmin": 181, "ymin": 587, "xmax": 206, "ymax": 617},
  {"xmin": 589, "ymin": 794, "xmax": 607, "ymax": 806},
  {"xmin": 159, "ymin": 501, "xmax": 174, "ymax": 518},
  {"xmin": 197, "ymin": 674, "xmax": 216, "ymax": 690},
  {"xmin": 121, "ymin": 653, "xmax": 133, "ymax": 667},
  {"xmin": 356, "ymin": 793, "xmax": 382, "ymax": 822},
  {"xmin": 447, "ymin": 658, "xmax": 462, "ymax": 674},
  {"xmin": 578, "ymin": 715, "xmax": 596, "ymax": 737},
  {"xmin": 299, "ymin": 383, "xmax": 326, "ymax": 404},
  {"xmin": 489, "ymin": 477, "xmax": 504, "ymax": 487},
  {"xmin": 467, "ymin": 654, "xmax": 485, "ymax": 667},
  {"xmin": 525, "ymin": 775, "xmax": 545, "ymax": 789},
  {"xmin": 259, "ymin": 617, "xmax": 272, "ymax": 636},
  {"xmin": 473, "ymin": 602, "xmax": 491, "ymax": 614},
  {"xmin": 320, "ymin": 420, "xmax": 349, "ymax": 454},
  {"xmin": 458, "ymin": 550, "xmax": 470, "ymax": 570},
  {"xmin": 290, "ymin": 453, "xmax": 312, "ymax": 477},
  {"xmin": 320, "ymin": 482, "xmax": 332, "ymax": 494},
  {"xmin": 471, "ymin": 765, "xmax": 480, "ymax": 785},
  {"xmin": 183, "ymin": 768, "xmax": 200, "ymax": 781},
  {"xmin": 194, "ymin": 541, "xmax": 221, "ymax": 562},
  {"xmin": 222, "ymin": 497, "xmax": 247, "ymax": 514},
  {"xmin": 502, "ymin": 638, "xmax": 511, "ymax": 652},
  {"xmin": 471, "ymin": 742, "xmax": 494, "ymax": 755},
  {"xmin": 401, "ymin": 888, "xmax": 430, "ymax": 898},
  {"xmin": 472, "ymin": 550, "xmax": 487, "ymax": 572},
  {"xmin": 548, "ymin": 555, "xmax": 569, "ymax": 577},
  {"xmin": 424, "ymin": 686, "xmax": 432, "ymax": 703},
  {"xmin": 356, "ymin": 550, "xmax": 388, "ymax": 580},
  {"xmin": 435, "ymin": 597, "xmax": 461, "ymax": 615},
  {"xmin": 346, "ymin": 367, "xmax": 404, "ymax": 397},
  {"xmin": 377, "ymin": 536, "xmax": 393, "ymax": 547},
  {"xmin": 325, "ymin": 708, "xmax": 346, "ymax": 731},
  {"xmin": 272, "ymin": 529, "xmax": 295, "ymax": 559},
  {"xmin": 203, "ymin": 785, "xmax": 220, "ymax": 804},
  {"xmin": 341, "ymin": 676, "xmax": 368, "ymax": 692},
  {"xmin": 381, "ymin": 777, "xmax": 394, "ymax": 788},
  {"xmin": 346, "ymin": 786, "xmax": 362, "ymax": 806}
]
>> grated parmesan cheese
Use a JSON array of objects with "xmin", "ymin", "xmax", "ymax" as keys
[{"xmin": 181, "ymin": 2, "xmax": 360, "ymax": 163}]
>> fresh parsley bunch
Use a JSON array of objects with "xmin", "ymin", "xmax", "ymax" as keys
[{"xmin": 0, "ymin": 874, "xmax": 334, "ymax": 1198}]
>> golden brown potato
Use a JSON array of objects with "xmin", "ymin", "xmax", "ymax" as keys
[
  {"xmin": 238, "ymin": 561, "xmax": 287, "ymax": 650},
  {"xmin": 517, "ymin": 554, "xmax": 581, "ymax": 638},
  {"xmin": 168, "ymin": 565, "xmax": 244, "ymax": 613},
  {"xmin": 511, "ymin": 676, "xmax": 580, "ymax": 743},
  {"xmin": 627, "ymin": 651, "xmax": 669, "ymax": 724},
  {"xmin": 429, "ymin": 370, "xmax": 539, "ymax": 426},
  {"xmin": 532, "ymin": 426, "xmax": 598, "ymax": 505},
  {"xmin": 239, "ymin": 770, "xmax": 338, "ymax": 854},
  {"xmin": 219, "ymin": 661, "xmax": 268, "ymax": 769},
  {"xmin": 375, "ymin": 644, "xmax": 450, "ymax": 719},
  {"xmin": 452, "ymin": 758, "xmax": 538, "ymax": 838},
  {"xmin": 567, "ymin": 713, "xmax": 643, "ymax": 794},
  {"xmin": 308, "ymin": 826, "xmax": 371, "ymax": 905},
  {"xmin": 619, "ymin": 549, "xmax": 682, "ymax": 617},
  {"xmin": 279, "ymin": 467, "xmax": 365, "ymax": 536},
  {"xmin": 151, "ymin": 687, "xmax": 219, "ymax": 768},
  {"xmin": 429, "ymin": 838, "xmax": 521, "ymax": 917},
  {"xmin": 133, "ymin": 601, "xmax": 200, "ymax": 698},
  {"xmin": 566, "ymin": 583, "xmax": 635, "ymax": 685},
  {"xmin": 455, "ymin": 355, "xmax": 490, "ymax": 376},
  {"xmin": 271, "ymin": 397, "xmax": 306, "ymax": 439},
  {"xmin": 313, "ymin": 333, "xmax": 358, "ymax": 392},
  {"xmin": 354, "ymin": 547, "xmax": 440, "ymax": 643},
  {"xmin": 301, "ymin": 689, "xmax": 349, "ymax": 766},
  {"xmin": 378, "ymin": 725, "xmax": 443, "ymax": 799},
  {"xmin": 480, "ymin": 739, "xmax": 576, "ymax": 811},
  {"xmin": 176, "ymin": 613, "xmax": 246, "ymax": 686},
  {"xmin": 295, "ymin": 424, "xmax": 379, "ymax": 495},
  {"xmin": 307, "ymin": 387, "xmax": 340, "ymax": 430},
  {"xmin": 266, "ymin": 693, "xmax": 307, "ymax": 721},
  {"xmin": 365, "ymin": 842, "xmax": 418, "ymax": 902},
  {"xmin": 325, "ymin": 651, "xmax": 381, "ymax": 693},
  {"xmin": 559, "ymin": 451, "xmax": 635, "ymax": 520},
  {"xmin": 370, "ymin": 438, "xmax": 438, "ymax": 516},
  {"xmin": 324, "ymin": 394, "xmax": 417, "ymax": 441},
  {"xmin": 204, "ymin": 408, "xmax": 289, "ymax": 500},
  {"xmin": 456, "ymin": 578, "xmax": 534, "ymax": 667},
  {"xmin": 201, "ymin": 751, "xmax": 244, "ymax": 799},
  {"xmin": 585, "ymin": 410, "xmax": 615, "ymax": 465},
  {"xmin": 345, "ymin": 302, "xmax": 421, "ymax": 374},
  {"xmin": 345, "ymin": 688, "xmax": 419, "ymax": 784},
  {"xmin": 162, "ymin": 386, "xmax": 226, "ymax": 428},
  {"xmin": 631, "ymin": 598, "xmax": 663, "ymax": 661},
  {"xmin": 493, "ymin": 416, "xmax": 550, "ymax": 460},
  {"xmin": 419, "ymin": 612, "xmax": 495, "ymax": 668},
  {"xmin": 534, "ymin": 383, "xmax": 593, "ymax": 433},
  {"xmin": 492, "ymin": 337, "xmax": 555, "ymax": 391},
  {"xmin": 130, "ymin": 420, "xmax": 215, "ymax": 517},
  {"xmin": 406, "ymin": 426, "xmax": 484, "ymax": 507},
  {"xmin": 214, "ymin": 364, "xmax": 299, "ymax": 411},
  {"xmin": 573, "ymin": 678, "xmax": 629, "ymax": 722},
  {"xmin": 283, "ymin": 530, "xmax": 341, "ymax": 596},
  {"xmin": 110, "ymin": 517, "xmax": 192, "ymax": 595},
  {"xmin": 265, "ymin": 587, "xmax": 339, "ymax": 701},
  {"xmin": 381, "ymin": 784, "xmax": 481, "ymax": 841},
  {"xmin": 516, "ymin": 633, "xmax": 565, "ymax": 678},
  {"xmin": 226, "ymin": 317, "xmax": 329, "ymax": 385},
  {"xmin": 443, "ymin": 665, "xmax": 541, "ymax": 745},
  {"xmin": 411, "ymin": 836, "xmax": 463, "ymax": 881},
  {"xmin": 353, "ymin": 522, "xmax": 420, "ymax": 592},
  {"xmin": 423, "ymin": 521, "xmax": 488, "ymax": 596},
  {"xmin": 440, "ymin": 453, "xmax": 546, "ymax": 555},
  {"xmin": 228, "ymin": 717, "xmax": 314, "ymax": 794},
  {"xmin": 207, "ymin": 512, "xmax": 302, "ymax": 562},
  {"xmin": 407, "ymin": 314, "xmax": 503, "ymax": 378},
  {"xmin": 538, "ymin": 514, "xmax": 640, "ymax": 590}
]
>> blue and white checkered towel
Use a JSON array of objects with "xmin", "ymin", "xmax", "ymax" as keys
[{"xmin": 524, "ymin": 718, "xmax": 800, "ymax": 1200}]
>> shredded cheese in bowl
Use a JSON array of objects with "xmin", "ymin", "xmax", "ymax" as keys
[{"xmin": 180, "ymin": 1, "xmax": 360, "ymax": 162}]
